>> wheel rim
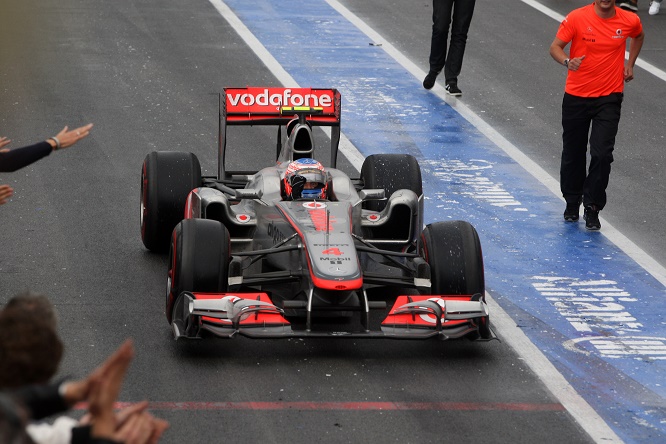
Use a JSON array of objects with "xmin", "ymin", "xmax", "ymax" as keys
[
  {"xmin": 166, "ymin": 236, "xmax": 178, "ymax": 321},
  {"xmin": 140, "ymin": 165, "xmax": 148, "ymax": 238}
]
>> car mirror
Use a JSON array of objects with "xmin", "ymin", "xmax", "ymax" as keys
[
  {"xmin": 235, "ymin": 188, "xmax": 263, "ymax": 199},
  {"xmin": 359, "ymin": 189, "xmax": 385, "ymax": 200}
]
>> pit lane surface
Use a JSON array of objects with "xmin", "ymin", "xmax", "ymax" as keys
[{"xmin": 0, "ymin": 0, "xmax": 663, "ymax": 442}]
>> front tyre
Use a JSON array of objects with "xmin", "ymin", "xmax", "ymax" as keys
[
  {"xmin": 420, "ymin": 220, "xmax": 484, "ymax": 296},
  {"xmin": 420, "ymin": 221, "xmax": 488, "ymax": 340},
  {"xmin": 166, "ymin": 219, "xmax": 230, "ymax": 323}
]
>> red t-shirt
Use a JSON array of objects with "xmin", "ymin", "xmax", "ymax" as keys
[{"xmin": 556, "ymin": 4, "xmax": 642, "ymax": 97}]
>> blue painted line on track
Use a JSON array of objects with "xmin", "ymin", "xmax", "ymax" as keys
[{"xmin": 222, "ymin": 0, "xmax": 666, "ymax": 441}]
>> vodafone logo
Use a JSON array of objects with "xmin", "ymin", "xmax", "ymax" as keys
[{"xmin": 227, "ymin": 88, "xmax": 333, "ymax": 108}]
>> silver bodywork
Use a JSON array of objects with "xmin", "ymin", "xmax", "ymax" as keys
[{"xmin": 165, "ymin": 87, "xmax": 493, "ymax": 342}]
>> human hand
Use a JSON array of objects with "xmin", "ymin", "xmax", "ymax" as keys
[
  {"xmin": 115, "ymin": 410, "xmax": 169, "ymax": 444},
  {"xmin": 0, "ymin": 184, "xmax": 13, "ymax": 205},
  {"xmin": 0, "ymin": 136, "xmax": 11, "ymax": 150},
  {"xmin": 88, "ymin": 340, "xmax": 134, "ymax": 439},
  {"xmin": 79, "ymin": 399, "xmax": 149, "ymax": 427},
  {"xmin": 62, "ymin": 339, "xmax": 134, "ymax": 406},
  {"xmin": 624, "ymin": 65, "xmax": 635, "ymax": 82},
  {"xmin": 568, "ymin": 55, "xmax": 585, "ymax": 71},
  {"xmin": 80, "ymin": 400, "xmax": 169, "ymax": 443},
  {"xmin": 48, "ymin": 123, "xmax": 94, "ymax": 150}
]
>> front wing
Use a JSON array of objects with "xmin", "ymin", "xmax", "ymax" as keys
[{"xmin": 171, "ymin": 292, "xmax": 496, "ymax": 341}]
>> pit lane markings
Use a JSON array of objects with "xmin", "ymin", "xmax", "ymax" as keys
[
  {"xmin": 84, "ymin": 401, "xmax": 565, "ymax": 412},
  {"xmin": 532, "ymin": 276, "xmax": 666, "ymax": 360},
  {"xmin": 422, "ymin": 159, "xmax": 528, "ymax": 211}
]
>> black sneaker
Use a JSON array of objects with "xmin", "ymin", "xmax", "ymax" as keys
[
  {"xmin": 618, "ymin": 0, "xmax": 638, "ymax": 12},
  {"xmin": 423, "ymin": 71, "xmax": 439, "ymax": 90},
  {"xmin": 445, "ymin": 83, "xmax": 462, "ymax": 96},
  {"xmin": 583, "ymin": 206, "xmax": 601, "ymax": 231},
  {"xmin": 563, "ymin": 200, "xmax": 581, "ymax": 222}
]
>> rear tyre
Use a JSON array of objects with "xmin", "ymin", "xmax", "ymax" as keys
[
  {"xmin": 141, "ymin": 151, "xmax": 202, "ymax": 253},
  {"xmin": 360, "ymin": 154, "xmax": 422, "ymax": 211},
  {"xmin": 166, "ymin": 219, "xmax": 230, "ymax": 323}
]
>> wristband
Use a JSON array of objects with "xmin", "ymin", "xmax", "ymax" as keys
[{"xmin": 49, "ymin": 136, "xmax": 61, "ymax": 150}]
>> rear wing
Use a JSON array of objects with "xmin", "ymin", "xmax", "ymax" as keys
[{"xmin": 219, "ymin": 87, "xmax": 341, "ymax": 179}]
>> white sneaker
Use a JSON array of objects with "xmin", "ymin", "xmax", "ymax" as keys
[{"xmin": 649, "ymin": 1, "xmax": 661, "ymax": 15}]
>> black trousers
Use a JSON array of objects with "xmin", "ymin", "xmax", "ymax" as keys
[
  {"xmin": 428, "ymin": 0, "xmax": 476, "ymax": 85},
  {"xmin": 560, "ymin": 92, "xmax": 623, "ymax": 210}
]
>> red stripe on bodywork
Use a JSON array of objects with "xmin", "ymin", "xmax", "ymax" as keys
[
  {"xmin": 192, "ymin": 292, "xmax": 290, "ymax": 325},
  {"xmin": 277, "ymin": 205, "xmax": 362, "ymax": 291},
  {"xmin": 383, "ymin": 295, "xmax": 477, "ymax": 327},
  {"xmin": 184, "ymin": 189, "xmax": 196, "ymax": 219}
]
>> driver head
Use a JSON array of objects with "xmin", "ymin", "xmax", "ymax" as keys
[{"xmin": 284, "ymin": 159, "xmax": 328, "ymax": 199}]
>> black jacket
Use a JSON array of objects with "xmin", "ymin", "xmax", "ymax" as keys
[{"xmin": 0, "ymin": 142, "xmax": 52, "ymax": 172}]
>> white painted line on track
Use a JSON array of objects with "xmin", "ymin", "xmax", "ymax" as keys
[
  {"xmin": 207, "ymin": 0, "xmax": 296, "ymax": 88},
  {"xmin": 210, "ymin": 0, "xmax": 632, "ymax": 441},
  {"xmin": 486, "ymin": 294, "xmax": 622, "ymax": 443}
]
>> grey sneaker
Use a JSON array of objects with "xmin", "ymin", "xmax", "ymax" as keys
[{"xmin": 649, "ymin": 1, "xmax": 661, "ymax": 15}]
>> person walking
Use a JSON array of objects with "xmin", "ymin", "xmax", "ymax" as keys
[
  {"xmin": 422, "ymin": 0, "xmax": 476, "ymax": 96},
  {"xmin": 549, "ymin": 0, "xmax": 644, "ymax": 230}
]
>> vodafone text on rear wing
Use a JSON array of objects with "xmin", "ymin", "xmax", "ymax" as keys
[{"xmin": 218, "ymin": 87, "xmax": 341, "ymax": 179}]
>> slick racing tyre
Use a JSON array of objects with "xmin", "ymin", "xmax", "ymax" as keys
[
  {"xmin": 420, "ymin": 220, "xmax": 485, "ymax": 296},
  {"xmin": 166, "ymin": 218, "xmax": 230, "ymax": 323},
  {"xmin": 141, "ymin": 151, "xmax": 202, "ymax": 253},
  {"xmin": 420, "ymin": 221, "xmax": 488, "ymax": 340},
  {"xmin": 360, "ymin": 154, "xmax": 422, "ymax": 212}
]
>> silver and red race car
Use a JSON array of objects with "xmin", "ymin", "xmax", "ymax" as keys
[{"xmin": 140, "ymin": 87, "xmax": 494, "ymax": 341}]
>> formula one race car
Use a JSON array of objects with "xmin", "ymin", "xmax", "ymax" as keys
[{"xmin": 140, "ymin": 87, "xmax": 494, "ymax": 341}]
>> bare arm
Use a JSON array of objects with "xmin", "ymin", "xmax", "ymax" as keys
[
  {"xmin": 44, "ymin": 123, "xmax": 94, "ymax": 150},
  {"xmin": 624, "ymin": 31, "xmax": 645, "ymax": 82},
  {"xmin": 550, "ymin": 37, "xmax": 585, "ymax": 71}
]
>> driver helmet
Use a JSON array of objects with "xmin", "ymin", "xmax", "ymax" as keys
[{"xmin": 284, "ymin": 158, "xmax": 328, "ymax": 200}]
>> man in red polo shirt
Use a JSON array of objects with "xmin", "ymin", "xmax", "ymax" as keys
[{"xmin": 549, "ymin": 0, "xmax": 644, "ymax": 230}]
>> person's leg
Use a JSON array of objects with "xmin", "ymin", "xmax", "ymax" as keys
[
  {"xmin": 424, "ymin": 0, "xmax": 454, "ymax": 89},
  {"xmin": 428, "ymin": 0, "xmax": 454, "ymax": 73},
  {"xmin": 444, "ymin": 0, "xmax": 476, "ymax": 86},
  {"xmin": 586, "ymin": 93, "xmax": 622, "ymax": 211},
  {"xmin": 560, "ymin": 94, "xmax": 592, "ymax": 208}
]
